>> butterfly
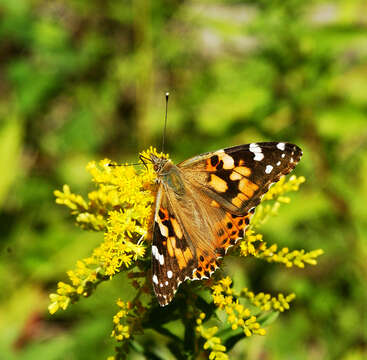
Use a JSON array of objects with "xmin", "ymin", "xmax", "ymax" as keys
[{"xmin": 148, "ymin": 142, "xmax": 302, "ymax": 306}]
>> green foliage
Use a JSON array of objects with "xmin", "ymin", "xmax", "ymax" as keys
[{"xmin": 1, "ymin": 0, "xmax": 366, "ymax": 359}]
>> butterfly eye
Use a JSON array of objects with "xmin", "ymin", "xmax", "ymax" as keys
[{"xmin": 154, "ymin": 164, "xmax": 159, "ymax": 172}]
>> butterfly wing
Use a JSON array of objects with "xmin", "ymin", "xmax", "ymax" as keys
[
  {"xmin": 151, "ymin": 185, "xmax": 197, "ymax": 306},
  {"xmin": 152, "ymin": 178, "xmax": 253, "ymax": 306},
  {"xmin": 177, "ymin": 142, "xmax": 302, "ymax": 215},
  {"xmin": 152, "ymin": 142, "xmax": 302, "ymax": 306}
]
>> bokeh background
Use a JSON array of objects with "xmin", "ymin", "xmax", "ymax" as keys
[{"xmin": 1, "ymin": 0, "xmax": 367, "ymax": 359}]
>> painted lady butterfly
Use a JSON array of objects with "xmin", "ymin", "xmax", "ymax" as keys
[{"xmin": 149, "ymin": 142, "xmax": 302, "ymax": 306}]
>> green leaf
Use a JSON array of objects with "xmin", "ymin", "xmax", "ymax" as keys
[
  {"xmin": 0, "ymin": 118, "xmax": 22, "ymax": 207},
  {"xmin": 222, "ymin": 329, "xmax": 246, "ymax": 351},
  {"xmin": 257, "ymin": 311, "xmax": 279, "ymax": 326},
  {"xmin": 183, "ymin": 318, "xmax": 196, "ymax": 356},
  {"xmin": 194, "ymin": 295, "xmax": 216, "ymax": 320},
  {"xmin": 167, "ymin": 341, "xmax": 189, "ymax": 360}
]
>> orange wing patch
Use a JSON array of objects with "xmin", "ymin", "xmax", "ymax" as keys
[
  {"xmin": 233, "ymin": 166, "xmax": 251, "ymax": 177},
  {"xmin": 159, "ymin": 211, "xmax": 195, "ymax": 271},
  {"xmin": 172, "ymin": 244, "xmax": 194, "ymax": 271},
  {"xmin": 210, "ymin": 200, "xmax": 220, "ymax": 208},
  {"xmin": 193, "ymin": 254, "xmax": 218, "ymax": 280},
  {"xmin": 158, "ymin": 208, "xmax": 169, "ymax": 221},
  {"xmin": 204, "ymin": 152, "xmax": 257, "ymax": 211},
  {"xmin": 238, "ymin": 178, "xmax": 259, "ymax": 197},
  {"xmin": 232, "ymin": 192, "xmax": 248, "ymax": 207},
  {"xmin": 209, "ymin": 174, "xmax": 228, "ymax": 193},
  {"xmin": 214, "ymin": 212, "xmax": 251, "ymax": 256},
  {"xmin": 170, "ymin": 217, "xmax": 183, "ymax": 239},
  {"xmin": 205, "ymin": 151, "xmax": 236, "ymax": 172},
  {"xmin": 193, "ymin": 211, "xmax": 251, "ymax": 280}
]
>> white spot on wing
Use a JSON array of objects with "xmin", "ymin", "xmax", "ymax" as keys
[
  {"xmin": 167, "ymin": 270, "xmax": 173, "ymax": 279},
  {"xmin": 265, "ymin": 165, "xmax": 273, "ymax": 174},
  {"xmin": 152, "ymin": 246, "xmax": 159, "ymax": 259},
  {"xmin": 153, "ymin": 275, "xmax": 159, "ymax": 284},
  {"xmin": 152, "ymin": 245, "xmax": 164, "ymax": 265},
  {"xmin": 222, "ymin": 154, "xmax": 234, "ymax": 169},
  {"xmin": 276, "ymin": 161, "xmax": 281, "ymax": 166},
  {"xmin": 249, "ymin": 143, "xmax": 264, "ymax": 161},
  {"xmin": 277, "ymin": 142, "xmax": 286, "ymax": 151},
  {"xmin": 254, "ymin": 152, "xmax": 264, "ymax": 161},
  {"xmin": 165, "ymin": 281, "xmax": 169, "ymax": 286},
  {"xmin": 158, "ymin": 222, "xmax": 168, "ymax": 237},
  {"xmin": 249, "ymin": 143, "xmax": 262, "ymax": 152},
  {"xmin": 281, "ymin": 153, "xmax": 286, "ymax": 158}
]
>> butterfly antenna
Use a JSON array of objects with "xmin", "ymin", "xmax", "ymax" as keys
[
  {"xmin": 161, "ymin": 92, "xmax": 169, "ymax": 153},
  {"xmin": 107, "ymin": 162, "xmax": 141, "ymax": 167}
]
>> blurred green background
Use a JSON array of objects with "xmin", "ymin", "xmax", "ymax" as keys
[{"xmin": 1, "ymin": 0, "xmax": 367, "ymax": 359}]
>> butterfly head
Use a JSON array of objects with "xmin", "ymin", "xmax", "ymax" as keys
[
  {"xmin": 151, "ymin": 154, "xmax": 170, "ymax": 173},
  {"xmin": 139, "ymin": 153, "xmax": 171, "ymax": 176}
]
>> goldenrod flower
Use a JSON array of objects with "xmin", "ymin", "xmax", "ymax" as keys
[
  {"xmin": 241, "ymin": 288, "xmax": 296, "ymax": 312},
  {"xmin": 111, "ymin": 299, "xmax": 132, "ymax": 341},
  {"xmin": 49, "ymin": 149, "xmax": 161, "ymax": 315},
  {"xmin": 210, "ymin": 277, "xmax": 266, "ymax": 337},
  {"xmin": 196, "ymin": 313, "xmax": 229, "ymax": 360},
  {"xmin": 250, "ymin": 175, "xmax": 306, "ymax": 229}
]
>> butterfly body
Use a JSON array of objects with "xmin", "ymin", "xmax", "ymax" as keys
[
  {"xmin": 156, "ymin": 162, "xmax": 186, "ymax": 197},
  {"xmin": 150, "ymin": 142, "xmax": 302, "ymax": 306}
]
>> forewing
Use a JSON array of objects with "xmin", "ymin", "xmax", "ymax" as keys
[{"xmin": 177, "ymin": 142, "xmax": 302, "ymax": 215}]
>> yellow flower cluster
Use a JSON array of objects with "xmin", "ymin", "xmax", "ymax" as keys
[
  {"xmin": 55, "ymin": 184, "xmax": 88, "ymax": 212},
  {"xmin": 111, "ymin": 299, "xmax": 132, "ymax": 341},
  {"xmin": 259, "ymin": 245, "xmax": 324, "ymax": 268},
  {"xmin": 237, "ymin": 175, "xmax": 323, "ymax": 267},
  {"xmin": 250, "ymin": 175, "xmax": 305, "ymax": 229},
  {"xmin": 211, "ymin": 277, "xmax": 266, "ymax": 337},
  {"xmin": 241, "ymin": 288, "xmax": 296, "ymax": 312},
  {"xmin": 49, "ymin": 148, "xmax": 166, "ymax": 315},
  {"xmin": 48, "ymin": 282, "xmax": 73, "ymax": 314},
  {"xmin": 196, "ymin": 274, "xmax": 298, "ymax": 356},
  {"xmin": 264, "ymin": 175, "xmax": 305, "ymax": 200},
  {"xmin": 48, "ymin": 258, "xmax": 105, "ymax": 315},
  {"xmin": 240, "ymin": 229, "xmax": 324, "ymax": 268},
  {"xmin": 109, "ymin": 297, "xmax": 148, "ymax": 360},
  {"xmin": 196, "ymin": 313, "xmax": 228, "ymax": 360},
  {"xmin": 240, "ymin": 229, "xmax": 263, "ymax": 256}
]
